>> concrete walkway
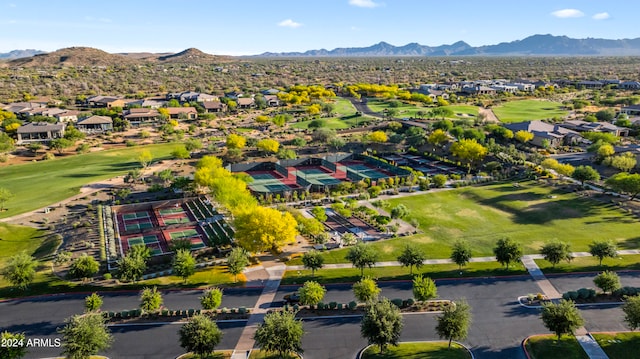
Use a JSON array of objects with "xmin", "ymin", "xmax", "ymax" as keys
[
  {"xmin": 231, "ymin": 264, "xmax": 286, "ymax": 359},
  {"xmin": 520, "ymin": 255, "xmax": 609, "ymax": 359}
]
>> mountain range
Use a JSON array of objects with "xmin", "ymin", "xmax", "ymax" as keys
[
  {"xmin": 258, "ymin": 34, "xmax": 640, "ymax": 57},
  {"xmin": 4, "ymin": 35, "xmax": 640, "ymax": 67}
]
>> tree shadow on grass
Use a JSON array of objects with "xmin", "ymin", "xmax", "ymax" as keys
[
  {"xmin": 471, "ymin": 345, "xmax": 527, "ymax": 359},
  {"xmin": 618, "ymin": 236, "xmax": 640, "ymax": 250}
]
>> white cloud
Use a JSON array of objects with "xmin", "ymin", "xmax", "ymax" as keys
[
  {"xmin": 592, "ymin": 12, "xmax": 610, "ymax": 20},
  {"xmin": 277, "ymin": 19, "xmax": 302, "ymax": 28},
  {"xmin": 551, "ymin": 9, "xmax": 585, "ymax": 18},
  {"xmin": 349, "ymin": 0, "xmax": 380, "ymax": 8}
]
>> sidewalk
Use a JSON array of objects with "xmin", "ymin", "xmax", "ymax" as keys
[
  {"xmin": 520, "ymin": 255, "xmax": 609, "ymax": 359},
  {"xmin": 231, "ymin": 264, "xmax": 286, "ymax": 359}
]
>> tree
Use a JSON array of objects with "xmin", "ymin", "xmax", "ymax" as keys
[
  {"xmin": 116, "ymin": 245, "xmax": 150, "ymax": 282},
  {"xmin": 226, "ymin": 134, "xmax": 246, "ymax": 149},
  {"xmin": 514, "ymin": 130, "xmax": 534, "ymax": 143},
  {"xmin": 254, "ymin": 311, "xmax": 304, "ymax": 358},
  {"xmin": 171, "ymin": 145, "xmax": 191, "ymax": 159},
  {"xmin": 572, "ymin": 165, "xmax": 600, "ymax": 186},
  {"xmin": 0, "ymin": 331, "xmax": 27, "ymax": 359},
  {"xmin": 493, "ymin": 237, "xmax": 522, "ymax": 270},
  {"xmin": 184, "ymin": 138, "xmax": 203, "ymax": 152},
  {"xmin": 622, "ymin": 295, "xmax": 640, "ymax": 330},
  {"xmin": 298, "ymin": 280, "xmax": 326, "ymax": 306},
  {"xmin": 595, "ymin": 109, "xmax": 616, "ymax": 122},
  {"xmin": 140, "ymin": 287, "xmax": 163, "ymax": 313},
  {"xmin": 606, "ymin": 172, "xmax": 640, "ymax": 200},
  {"xmin": 540, "ymin": 241, "xmax": 573, "ymax": 268},
  {"xmin": 85, "ymin": 293, "xmax": 103, "ymax": 312},
  {"xmin": 428, "ymin": 129, "xmax": 449, "ymax": 147},
  {"xmin": 0, "ymin": 187, "xmax": 14, "ymax": 212},
  {"xmin": 173, "ymin": 249, "xmax": 196, "ymax": 282},
  {"xmin": 593, "ymin": 271, "xmax": 621, "ymax": 294},
  {"xmin": 0, "ymin": 132, "xmax": 15, "ymax": 153},
  {"xmin": 1, "ymin": 252, "xmax": 37, "ymax": 290},
  {"xmin": 360, "ymin": 298, "xmax": 404, "ymax": 354},
  {"xmin": 234, "ymin": 206, "xmax": 298, "ymax": 253},
  {"xmin": 256, "ymin": 138, "xmax": 280, "ymax": 154},
  {"xmin": 597, "ymin": 143, "xmax": 615, "ymax": 158},
  {"xmin": 367, "ymin": 131, "xmax": 388, "ymax": 143},
  {"xmin": 179, "ymin": 314, "xmax": 223, "ymax": 358},
  {"xmin": 68, "ymin": 254, "xmax": 99, "ymax": 280},
  {"xmin": 396, "ymin": 244, "xmax": 426, "ymax": 274},
  {"xmin": 49, "ymin": 138, "xmax": 73, "ymax": 154},
  {"xmin": 588, "ymin": 240, "xmax": 617, "ymax": 266},
  {"xmin": 328, "ymin": 137, "xmax": 346, "ymax": 151},
  {"xmin": 607, "ymin": 154, "xmax": 637, "ymax": 172},
  {"xmin": 413, "ymin": 275, "xmax": 437, "ymax": 302},
  {"xmin": 312, "ymin": 127, "xmax": 337, "ymax": 143},
  {"xmin": 353, "ymin": 277, "xmax": 381, "ymax": 303},
  {"xmin": 226, "ymin": 247, "xmax": 249, "ymax": 282},
  {"xmin": 59, "ymin": 313, "xmax": 113, "ymax": 359},
  {"xmin": 200, "ymin": 288, "xmax": 223, "ymax": 310},
  {"xmin": 435, "ymin": 300, "xmax": 472, "ymax": 348},
  {"xmin": 390, "ymin": 204, "xmax": 409, "ymax": 219},
  {"xmin": 450, "ymin": 240, "xmax": 472, "ymax": 270},
  {"xmin": 346, "ymin": 243, "xmax": 379, "ymax": 276},
  {"xmin": 137, "ymin": 149, "xmax": 153, "ymax": 169},
  {"xmin": 540, "ymin": 300, "xmax": 584, "ymax": 340},
  {"xmin": 450, "ymin": 139, "xmax": 487, "ymax": 172},
  {"xmin": 302, "ymin": 250, "xmax": 324, "ymax": 277},
  {"xmin": 311, "ymin": 206, "xmax": 327, "ymax": 222}
]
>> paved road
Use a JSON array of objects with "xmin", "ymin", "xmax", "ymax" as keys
[{"xmin": 3, "ymin": 274, "xmax": 633, "ymax": 359}]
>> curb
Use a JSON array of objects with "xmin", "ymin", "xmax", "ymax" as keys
[
  {"xmin": 517, "ymin": 295, "xmax": 625, "ymax": 309},
  {"xmin": 356, "ymin": 340, "xmax": 475, "ymax": 359}
]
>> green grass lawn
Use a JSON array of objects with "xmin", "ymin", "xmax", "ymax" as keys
[
  {"xmin": 366, "ymin": 99, "xmax": 478, "ymax": 120},
  {"xmin": 0, "ymin": 143, "xmax": 176, "ymax": 218},
  {"xmin": 492, "ymin": 100, "xmax": 568, "ymax": 123},
  {"xmin": 525, "ymin": 335, "xmax": 588, "ymax": 359},
  {"xmin": 249, "ymin": 350, "xmax": 298, "ymax": 359},
  {"xmin": 0, "ymin": 223, "xmax": 47, "ymax": 266},
  {"xmin": 290, "ymin": 116, "xmax": 368, "ymax": 130},
  {"xmin": 331, "ymin": 97, "xmax": 358, "ymax": 116},
  {"xmin": 536, "ymin": 254, "xmax": 640, "ymax": 274},
  {"xmin": 444, "ymin": 105, "xmax": 479, "ymax": 119},
  {"xmin": 178, "ymin": 351, "xmax": 232, "ymax": 359},
  {"xmin": 361, "ymin": 342, "xmax": 471, "ymax": 359},
  {"xmin": 281, "ymin": 261, "xmax": 525, "ymax": 285},
  {"xmin": 592, "ymin": 332, "xmax": 640, "ymax": 359}
]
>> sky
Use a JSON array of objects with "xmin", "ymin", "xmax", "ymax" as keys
[{"xmin": 0, "ymin": 0, "xmax": 638, "ymax": 55}]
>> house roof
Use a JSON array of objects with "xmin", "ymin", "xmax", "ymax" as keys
[
  {"xmin": 78, "ymin": 115, "xmax": 113, "ymax": 125},
  {"xmin": 123, "ymin": 108, "xmax": 159, "ymax": 118},
  {"xmin": 203, "ymin": 101, "xmax": 226, "ymax": 109},
  {"xmin": 167, "ymin": 107, "xmax": 197, "ymax": 115},
  {"xmin": 17, "ymin": 122, "xmax": 65, "ymax": 133},
  {"xmin": 505, "ymin": 120, "xmax": 578, "ymax": 136},
  {"xmin": 237, "ymin": 98, "xmax": 255, "ymax": 106}
]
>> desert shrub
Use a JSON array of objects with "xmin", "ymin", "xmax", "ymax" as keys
[
  {"xmin": 577, "ymin": 288, "xmax": 591, "ymax": 299},
  {"xmin": 348, "ymin": 301, "xmax": 357, "ymax": 310},
  {"xmin": 391, "ymin": 298, "xmax": 404, "ymax": 308},
  {"xmin": 329, "ymin": 302, "xmax": 337, "ymax": 309},
  {"xmin": 568, "ymin": 291, "xmax": 579, "ymax": 300}
]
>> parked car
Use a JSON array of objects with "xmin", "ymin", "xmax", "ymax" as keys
[{"xmin": 283, "ymin": 292, "xmax": 300, "ymax": 304}]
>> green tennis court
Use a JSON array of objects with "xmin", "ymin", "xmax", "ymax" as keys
[
  {"xmin": 125, "ymin": 221, "xmax": 154, "ymax": 231},
  {"xmin": 168, "ymin": 229, "xmax": 200, "ymax": 240},
  {"xmin": 158, "ymin": 207, "xmax": 186, "ymax": 216},
  {"xmin": 122, "ymin": 211, "xmax": 150, "ymax": 220},
  {"xmin": 247, "ymin": 171, "xmax": 295, "ymax": 193},
  {"xmin": 127, "ymin": 234, "xmax": 159, "ymax": 247},
  {"xmin": 297, "ymin": 168, "xmax": 343, "ymax": 186},
  {"xmin": 163, "ymin": 217, "xmax": 191, "ymax": 225},
  {"xmin": 344, "ymin": 163, "xmax": 390, "ymax": 179}
]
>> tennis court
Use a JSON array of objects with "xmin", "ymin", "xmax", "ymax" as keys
[
  {"xmin": 296, "ymin": 167, "xmax": 343, "ymax": 186},
  {"xmin": 123, "ymin": 233, "xmax": 165, "ymax": 256},
  {"xmin": 166, "ymin": 228, "xmax": 206, "ymax": 250},
  {"xmin": 246, "ymin": 171, "xmax": 297, "ymax": 193},
  {"xmin": 341, "ymin": 162, "xmax": 392, "ymax": 180},
  {"xmin": 158, "ymin": 207, "xmax": 186, "ymax": 216},
  {"xmin": 124, "ymin": 219, "xmax": 154, "ymax": 232}
]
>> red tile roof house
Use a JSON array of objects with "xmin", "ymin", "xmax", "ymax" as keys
[
  {"xmin": 76, "ymin": 115, "xmax": 113, "ymax": 133},
  {"xmin": 17, "ymin": 122, "xmax": 66, "ymax": 144},
  {"xmin": 167, "ymin": 107, "xmax": 198, "ymax": 120}
]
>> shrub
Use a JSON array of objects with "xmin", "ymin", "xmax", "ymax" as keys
[
  {"xmin": 568, "ymin": 291, "xmax": 579, "ymax": 300},
  {"xmin": 317, "ymin": 302, "xmax": 325, "ymax": 310},
  {"xmin": 348, "ymin": 301, "xmax": 357, "ymax": 310},
  {"xmin": 562, "ymin": 292, "xmax": 571, "ymax": 301},
  {"xmin": 337, "ymin": 303, "xmax": 343, "ymax": 310},
  {"xmin": 405, "ymin": 298, "xmax": 415, "ymax": 307},
  {"xmin": 577, "ymin": 288, "xmax": 591, "ymax": 300},
  {"xmin": 391, "ymin": 298, "xmax": 404, "ymax": 308},
  {"xmin": 103, "ymin": 273, "xmax": 112, "ymax": 280},
  {"xmin": 238, "ymin": 307, "xmax": 247, "ymax": 315},
  {"xmin": 329, "ymin": 302, "xmax": 337, "ymax": 309},
  {"xmin": 293, "ymin": 304, "xmax": 299, "ymax": 311}
]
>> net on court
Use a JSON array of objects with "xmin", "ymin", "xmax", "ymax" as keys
[
  {"xmin": 166, "ymin": 228, "xmax": 206, "ymax": 250},
  {"xmin": 122, "ymin": 211, "xmax": 150, "ymax": 220},
  {"xmin": 125, "ymin": 234, "xmax": 165, "ymax": 256},
  {"xmin": 124, "ymin": 220, "xmax": 154, "ymax": 232}
]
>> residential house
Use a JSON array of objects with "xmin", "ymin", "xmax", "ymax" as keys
[
  {"xmin": 123, "ymin": 108, "xmax": 160, "ymax": 126},
  {"xmin": 263, "ymin": 95, "xmax": 280, "ymax": 107},
  {"xmin": 3, "ymin": 102, "xmax": 46, "ymax": 116},
  {"xmin": 576, "ymin": 81, "xmax": 604, "ymax": 89},
  {"xmin": 262, "ymin": 88, "xmax": 280, "ymax": 95},
  {"xmin": 236, "ymin": 97, "xmax": 255, "ymax": 109},
  {"xmin": 87, "ymin": 95, "xmax": 126, "ymax": 109},
  {"xmin": 16, "ymin": 122, "xmax": 66, "ymax": 144},
  {"xmin": 619, "ymin": 81, "xmax": 640, "ymax": 90},
  {"xmin": 202, "ymin": 101, "xmax": 227, "ymax": 113},
  {"xmin": 128, "ymin": 99, "xmax": 166, "ymax": 109},
  {"xmin": 504, "ymin": 120, "xmax": 583, "ymax": 147},
  {"xmin": 560, "ymin": 120, "xmax": 629, "ymax": 137},
  {"xmin": 621, "ymin": 105, "xmax": 640, "ymax": 116},
  {"xmin": 224, "ymin": 91, "xmax": 243, "ymax": 100},
  {"xmin": 55, "ymin": 110, "xmax": 80, "ymax": 123},
  {"xmin": 76, "ymin": 116, "xmax": 113, "ymax": 133},
  {"xmin": 461, "ymin": 85, "xmax": 496, "ymax": 96},
  {"xmin": 167, "ymin": 107, "xmax": 198, "ymax": 120}
]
